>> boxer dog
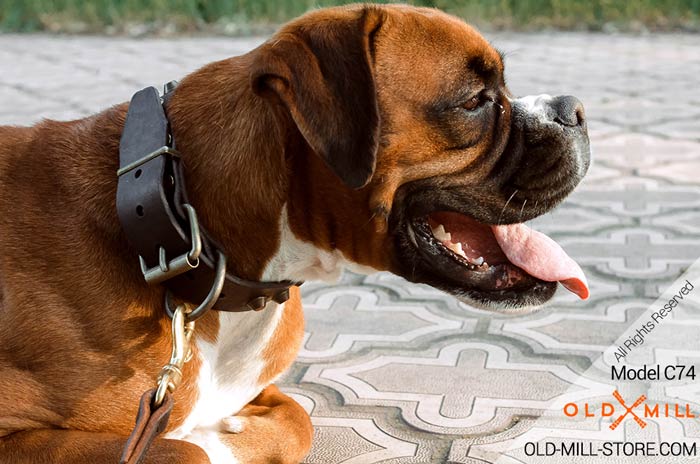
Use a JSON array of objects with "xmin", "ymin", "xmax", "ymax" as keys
[{"xmin": 0, "ymin": 4, "xmax": 590, "ymax": 463}]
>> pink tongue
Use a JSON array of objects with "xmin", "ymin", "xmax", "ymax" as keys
[{"xmin": 492, "ymin": 224, "xmax": 589, "ymax": 300}]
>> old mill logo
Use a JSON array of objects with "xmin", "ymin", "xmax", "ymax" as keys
[{"xmin": 563, "ymin": 391, "xmax": 696, "ymax": 430}]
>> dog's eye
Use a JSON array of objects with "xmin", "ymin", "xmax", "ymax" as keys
[{"xmin": 462, "ymin": 95, "xmax": 481, "ymax": 111}]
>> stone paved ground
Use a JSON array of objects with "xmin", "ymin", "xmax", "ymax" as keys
[{"xmin": 1, "ymin": 32, "xmax": 700, "ymax": 463}]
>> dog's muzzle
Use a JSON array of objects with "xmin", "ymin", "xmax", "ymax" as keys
[{"xmin": 506, "ymin": 93, "xmax": 591, "ymax": 199}]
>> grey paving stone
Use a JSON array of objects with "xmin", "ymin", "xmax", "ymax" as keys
[{"xmin": 1, "ymin": 30, "xmax": 699, "ymax": 464}]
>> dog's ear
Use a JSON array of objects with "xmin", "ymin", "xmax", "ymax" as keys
[{"xmin": 251, "ymin": 8, "xmax": 384, "ymax": 189}]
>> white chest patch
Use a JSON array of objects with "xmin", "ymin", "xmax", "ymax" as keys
[
  {"xmin": 167, "ymin": 204, "xmax": 374, "ymax": 462},
  {"xmin": 166, "ymin": 303, "xmax": 284, "ymax": 463}
]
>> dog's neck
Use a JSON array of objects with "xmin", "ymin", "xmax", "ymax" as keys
[
  {"xmin": 161, "ymin": 53, "xmax": 392, "ymax": 285},
  {"xmin": 163, "ymin": 54, "xmax": 292, "ymax": 281},
  {"xmin": 95, "ymin": 53, "xmax": 391, "ymax": 286}
]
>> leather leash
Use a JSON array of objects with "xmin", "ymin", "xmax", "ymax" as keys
[
  {"xmin": 119, "ymin": 389, "xmax": 174, "ymax": 464},
  {"xmin": 118, "ymin": 83, "xmax": 298, "ymax": 463}
]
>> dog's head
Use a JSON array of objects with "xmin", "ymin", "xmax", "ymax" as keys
[{"xmin": 251, "ymin": 4, "xmax": 590, "ymax": 312}]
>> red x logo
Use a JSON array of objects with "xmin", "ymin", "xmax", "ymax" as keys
[{"xmin": 610, "ymin": 390, "xmax": 647, "ymax": 430}]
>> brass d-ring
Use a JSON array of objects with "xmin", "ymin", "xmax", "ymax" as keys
[{"xmin": 164, "ymin": 251, "xmax": 227, "ymax": 322}]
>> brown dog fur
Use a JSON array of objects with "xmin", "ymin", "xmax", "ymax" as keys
[{"xmin": 0, "ymin": 4, "xmax": 508, "ymax": 462}]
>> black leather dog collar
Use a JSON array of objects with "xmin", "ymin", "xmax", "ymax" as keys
[{"xmin": 117, "ymin": 84, "xmax": 295, "ymax": 317}]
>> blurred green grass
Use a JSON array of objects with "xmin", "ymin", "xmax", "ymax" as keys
[{"xmin": 1, "ymin": 0, "xmax": 699, "ymax": 33}]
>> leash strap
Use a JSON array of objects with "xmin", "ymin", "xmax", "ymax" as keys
[
  {"xmin": 117, "ymin": 85, "xmax": 295, "ymax": 315},
  {"xmin": 121, "ymin": 304, "xmax": 194, "ymax": 463},
  {"xmin": 120, "ymin": 388, "xmax": 174, "ymax": 464}
]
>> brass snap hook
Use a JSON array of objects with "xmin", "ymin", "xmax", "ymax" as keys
[{"xmin": 153, "ymin": 304, "xmax": 195, "ymax": 408}]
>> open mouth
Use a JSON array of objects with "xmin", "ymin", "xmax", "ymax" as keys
[{"xmin": 408, "ymin": 211, "xmax": 588, "ymax": 306}]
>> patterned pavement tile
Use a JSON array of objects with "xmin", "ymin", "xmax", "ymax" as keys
[
  {"xmin": 1, "ymin": 28, "xmax": 699, "ymax": 463},
  {"xmin": 301, "ymin": 340, "xmax": 608, "ymax": 434},
  {"xmin": 297, "ymin": 285, "xmax": 467, "ymax": 359}
]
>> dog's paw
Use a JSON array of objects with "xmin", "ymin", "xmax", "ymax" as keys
[{"xmin": 221, "ymin": 416, "xmax": 246, "ymax": 434}]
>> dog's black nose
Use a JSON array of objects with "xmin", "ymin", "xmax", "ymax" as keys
[{"xmin": 550, "ymin": 95, "xmax": 585, "ymax": 127}]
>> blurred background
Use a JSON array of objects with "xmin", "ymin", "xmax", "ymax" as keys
[
  {"xmin": 2, "ymin": 1, "xmax": 700, "ymax": 463},
  {"xmin": 2, "ymin": 0, "xmax": 700, "ymax": 34}
]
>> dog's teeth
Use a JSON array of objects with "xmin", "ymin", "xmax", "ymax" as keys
[
  {"xmin": 431, "ymin": 224, "xmax": 449, "ymax": 241},
  {"xmin": 448, "ymin": 242, "xmax": 466, "ymax": 257},
  {"xmin": 444, "ymin": 232, "xmax": 451, "ymax": 241},
  {"xmin": 473, "ymin": 256, "xmax": 484, "ymax": 266}
]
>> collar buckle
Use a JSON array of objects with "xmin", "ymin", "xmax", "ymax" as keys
[
  {"xmin": 138, "ymin": 204, "xmax": 203, "ymax": 285},
  {"xmin": 117, "ymin": 84, "xmax": 298, "ymax": 316}
]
